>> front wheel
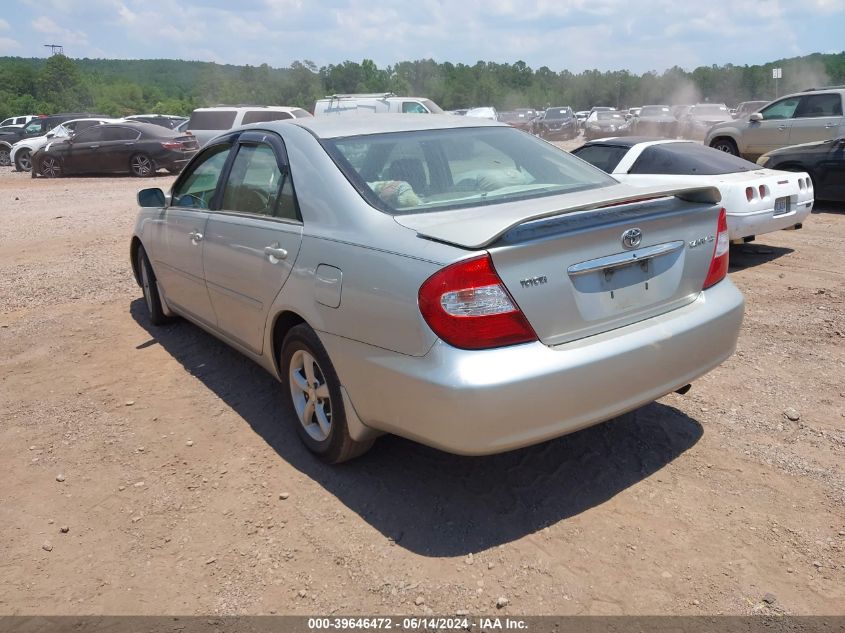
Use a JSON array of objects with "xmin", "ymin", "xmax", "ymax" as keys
[
  {"xmin": 136, "ymin": 245, "xmax": 169, "ymax": 325},
  {"xmin": 0, "ymin": 146, "xmax": 11, "ymax": 167},
  {"xmin": 40, "ymin": 156, "xmax": 62, "ymax": 178},
  {"xmin": 14, "ymin": 148, "xmax": 31, "ymax": 172},
  {"xmin": 130, "ymin": 153, "xmax": 156, "ymax": 177},
  {"xmin": 710, "ymin": 138, "xmax": 739, "ymax": 156},
  {"xmin": 281, "ymin": 324, "xmax": 373, "ymax": 463}
]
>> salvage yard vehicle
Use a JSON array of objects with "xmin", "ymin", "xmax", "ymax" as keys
[
  {"xmin": 535, "ymin": 106, "xmax": 578, "ymax": 140},
  {"xmin": 584, "ymin": 110, "xmax": 630, "ymax": 140},
  {"xmin": 130, "ymin": 115, "xmax": 744, "ymax": 463},
  {"xmin": 571, "ymin": 137, "xmax": 813, "ymax": 242},
  {"xmin": 313, "ymin": 93, "xmax": 444, "ymax": 117},
  {"xmin": 678, "ymin": 103, "xmax": 732, "ymax": 140},
  {"xmin": 125, "ymin": 114, "xmax": 188, "ymax": 129},
  {"xmin": 706, "ymin": 87, "xmax": 845, "ymax": 161},
  {"xmin": 0, "ymin": 112, "xmax": 107, "ymax": 166},
  {"xmin": 498, "ymin": 110, "xmax": 534, "ymax": 131},
  {"xmin": 757, "ymin": 136, "xmax": 845, "ymax": 202},
  {"xmin": 11, "ymin": 117, "xmax": 117, "ymax": 172},
  {"xmin": 0, "ymin": 114, "xmax": 37, "ymax": 127},
  {"xmin": 733, "ymin": 100, "xmax": 769, "ymax": 119},
  {"xmin": 630, "ymin": 105, "xmax": 677, "ymax": 137},
  {"xmin": 32, "ymin": 121, "xmax": 199, "ymax": 178},
  {"xmin": 187, "ymin": 106, "xmax": 312, "ymax": 147}
]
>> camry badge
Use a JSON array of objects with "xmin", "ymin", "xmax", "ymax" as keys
[{"xmin": 621, "ymin": 228, "xmax": 642, "ymax": 249}]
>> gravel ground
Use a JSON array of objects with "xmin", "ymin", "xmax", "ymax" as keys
[{"xmin": 0, "ymin": 158, "xmax": 843, "ymax": 616}]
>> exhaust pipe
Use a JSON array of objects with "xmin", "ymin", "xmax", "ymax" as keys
[{"xmin": 675, "ymin": 384, "xmax": 692, "ymax": 395}]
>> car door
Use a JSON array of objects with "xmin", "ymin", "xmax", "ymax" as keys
[
  {"xmin": 151, "ymin": 141, "xmax": 235, "ymax": 327},
  {"xmin": 202, "ymin": 131, "xmax": 303, "ymax": 355},
  {"xmin": 815, "ymin": 140, "xmax": 845, "ymax": 201},
  {"xmin": 743, "ymin": 96, "xmax": 801, "ymax": 157},
  {"xmin": 95, "ymin": 126, "xmax": 142, "ymax": 172},
  {"xmin": 788, "ymin": 93, "xmax": 844, "ymax": 146},
  {"xmin": 62, "ymin": 126, "xmax": 108, "ymax": 173}
]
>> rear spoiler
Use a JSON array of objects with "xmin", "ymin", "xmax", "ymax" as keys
[{"xmin": 394, "ymin": 183, "xmax": 722, "ymax": 249}]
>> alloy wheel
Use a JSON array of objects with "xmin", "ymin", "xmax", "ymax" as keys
[
  {"xmin": 41, "ymin": 157, "xmax": 61, "ymax": 178},
  {"xmin": 131, "ymin": 154, "xmax": 154, "ymax": 177},
  {"xmin": 289, "ymin": 349, "xmax": 333, "ymax": 442},
  {"xmin": 0, "ymin": 148, "xmax": 10, "ymax": 167},
  {"xmin": 16, "ymin": 149, "xmax": 31, "ymax": 171}
]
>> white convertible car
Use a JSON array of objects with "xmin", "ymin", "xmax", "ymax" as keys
[{"xmin": 571, "ymin": 137, "xmax": 814, "ymax": 242}]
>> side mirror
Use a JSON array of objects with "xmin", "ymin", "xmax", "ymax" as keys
[
  {"xmin": 138, "ymin": 187, "xmax": 166, "ymax": 208},
  {"xmin": 749, "ymin": 112, "xmax": 763, "ymax": 122}
]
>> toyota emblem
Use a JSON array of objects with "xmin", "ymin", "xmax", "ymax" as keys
[{"xmin": 621, "ymin": 228, "xmax": 642, "ymax": 249}]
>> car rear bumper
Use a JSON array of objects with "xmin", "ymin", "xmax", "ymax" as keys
[
  {"xmin": 322, "ymin": 280, "xmax": 745, "ymax": 455},
  {"xmin": 727, "ymin": 200, "xmax": 813, "ymax": 239}
]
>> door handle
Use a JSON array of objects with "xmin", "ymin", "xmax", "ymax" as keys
[
  {"xmin": 90, "ymin": 144, "xmax": 100, "ymax": 148},
  {"xmin": 777, "ymin": 126, "xmax": 787, "ymax": 131},
  {"xmin": 264, "ymin": 244, "xmax": 288, "ymax": 260},
  {"xmin": 824, "ymin": 123, "xmax": 836, "ymax": 128},
  {"xmin": 189, "ymin": 230, "xmax": 203, "ymax": 242}
]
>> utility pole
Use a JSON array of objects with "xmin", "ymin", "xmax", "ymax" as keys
[{"xmin": 44, "ymin": 44, "xmax": 64, "ymax": 56}]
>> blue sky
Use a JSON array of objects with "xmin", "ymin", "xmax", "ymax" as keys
[{"xmin": 2, "ymin": 0, "xmax": 844, "ymax": 74}]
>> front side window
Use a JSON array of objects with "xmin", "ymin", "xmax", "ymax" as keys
[
  {"xmin": 24, "ymin": 120, "xmax": 43, "ymax": 135},
  {"xmin": 72, "ymin": 127, "xmax": 105, "ymax": 143},
  {"xmin": 761, "ymin": 97, "xmax": 800, "ymax": 120},
  {"xmin": 172, "ymin": 144, "xmax": 232, "ymax": 209},
  {"xmin": 324, "ymin": 127, "xmax": 617, "ymax": 215},
  {"xmin": 794, "ymin": 93, "xmax": 843, "ymax": 118},
  {"xmin": 402, "ymin": 102, "xmax": 429, "ymax": 114},
  {"xmin": 221, "ymin": 144, "xmax": 289, "ymax": 217}
]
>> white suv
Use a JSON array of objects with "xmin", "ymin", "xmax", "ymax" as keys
[{"xmin": 186, "ymin": 106, "xmax": 312, "ymax": 146}]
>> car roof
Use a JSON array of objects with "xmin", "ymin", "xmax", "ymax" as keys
[
  {"xmin": 275, "ymin": 113, "xmax": 503, "ymax": 139},
  {"xmin": 192, "ymin": 105, "xmax": 302, "ymax": 112},
  {"xmin": 97, "ymin": 121, "xmax": 181, "ymax": 135}
]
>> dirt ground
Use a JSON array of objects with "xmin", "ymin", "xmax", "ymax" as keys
[{"xmin": 0, "ymin": 153, "xmax": 843, "ymax": 617}]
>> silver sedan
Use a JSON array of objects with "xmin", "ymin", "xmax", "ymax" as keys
[{"xmin": 131, "ymin": 115, "xmax": 744, "ymax": 462}]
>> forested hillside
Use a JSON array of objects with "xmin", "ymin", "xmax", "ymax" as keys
[{"xmin": 1, "ymin": 52, "xmax": 843, "ymax": 120}]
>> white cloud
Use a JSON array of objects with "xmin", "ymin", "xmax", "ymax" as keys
[{"xmin": 0, "ymin": 36, "xmax": 20, "ymax": 53}]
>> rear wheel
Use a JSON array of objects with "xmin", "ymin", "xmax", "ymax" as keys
[
  {"xmin": 14, "ymin": 148, "xmax": 31, "ymax": 172},
  {"xmin": 710, "ymin": 138, "xmax": 739, "ymax": 156},
  {"xmin": 40, "ymin": 156, "xmax": 62, "ymax": 178},
  {"xmin": 130, "ymin": 153, "xmax": 156, "ymax": 177},
  {"xmin": 281, "ymin": 324, "xmax": 373, "ymax": 463}
]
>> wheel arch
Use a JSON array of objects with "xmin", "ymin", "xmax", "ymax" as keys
[
  {"xmin": 129, "ymin": 237, "xmax": 143, "ymax": 286},
  {"xmin": 270, "ymin": 310, "xmax": 308, "ymax": 375}
]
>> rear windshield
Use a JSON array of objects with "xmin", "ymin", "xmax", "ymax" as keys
[
  {"xmin": 629, "ymin": 142, "xmax": 759, "ymax": 175},
  {"xmin": 692, "ymin": 105, "xmax": 729, "ymax": 116},
  {"xmin": 323, "ymin": 126, "xmax": 617, "ymax": 215},
  {"xmin": 640, "ymin": 106, "xmax": 671, "ymax": 116},
  {"xmin": 421, "ymin": 99, "xmax": 444, "ymax": 114},
  {"xmin": 570, "ymin": 144, "xmax": 630, "ymax": 174},
  {"xmin": 188, "ymin": 110, "xmax": 237, "ymax": 130}
]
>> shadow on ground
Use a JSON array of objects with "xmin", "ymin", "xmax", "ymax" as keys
[
  {"xmin": 729, "ymin": 243, "xmax": 793, "ymax": 270},
  {"xmin": 131, "ymin": 299, "xmax": 703, "ymax": 557}
]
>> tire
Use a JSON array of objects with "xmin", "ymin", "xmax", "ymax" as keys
[
  {"xmin": 14, "ymin": 148, "xmax": 31, "ymax": 172},
  {"xmin": 710, "ymin": 138, "xmax": 739, "ymax": 156},
  {"xmin": 40, "ymin": 155, "xmax": 62, "ymax": 178},
  {"xmin": 281, "ymin": 324, "xmax": 373, "ymax": 463},
  {"xmin": 0, "ymin": 146, "xmax": 10, "ymax": 167},
  {"xmin": 136, "ymin": 245, "xmax": 169, "ymax": 326},
  {"xmin": 130, "ymin": 153, "xmax": 156, "ymax": 177}
]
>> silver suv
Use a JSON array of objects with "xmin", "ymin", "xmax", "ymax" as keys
[{"xmin": 706, "ymin": 87, "xmax": 845, "ymax": 161}]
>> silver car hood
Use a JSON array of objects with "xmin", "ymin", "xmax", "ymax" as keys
[{"xmin": 393, "ymin": 183, "xmax": 722, "ymax": 249}]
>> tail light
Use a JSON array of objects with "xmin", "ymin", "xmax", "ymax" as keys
[
  {"xmin": 758, "ymin": 185, "xmax": 767, "ymax": 199},
  {"xmin": 160, "ymin": 141, "xmax": 183, "ymax": 150},
  {"xmin": 418, "ymin": 255, "xmax": 537, "ymax": 350},
  {"xmin": 745, "ymin": 186, "xmax": 755, "ymax": 202},
  {"xmin": 703, "ymin": 208, "xmax": 730, "ymax": 289}
]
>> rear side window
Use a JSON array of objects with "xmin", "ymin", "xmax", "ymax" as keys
[
  {"xmin": 570, "ymin": 144, "xmax": 629, "ymax": 174},
  {"xmin": 628, "ymin": 143, "xmax": 758, "ymax": 175},
  {"xmin": 794, "ymin": 94, "xmax": 843, "ymax": 118},
  {"xmin": 188, "ymin": 110, "xmax": 238, "ymax": 130},
  {"xmin": 241, "ymin": 110, "xmax": 293, "ymax": 124},
  {"xmin": 101, "ymin": 127, "xmax": 140, "ymax": 141}
]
